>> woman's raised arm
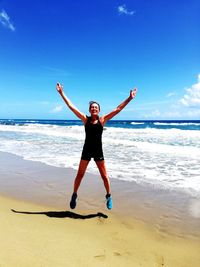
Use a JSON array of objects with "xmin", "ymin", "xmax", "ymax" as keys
[
  {"xmin": 100, "ymin": 88, "xmax": 137, "ymax": 126},
  {"xmin": 56, "ymin": 83, "xmax": 87, "ymax": 123}
]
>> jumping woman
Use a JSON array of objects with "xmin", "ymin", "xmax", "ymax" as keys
[{"xmin": 56, "ymin": 83, "xmax": 137, "ymax": 210}]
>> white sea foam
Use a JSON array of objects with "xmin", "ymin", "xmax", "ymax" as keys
[
  {"xmin": 130, "ymin": 122, "xmax": 144, "ymax": 125},
  {"xmin": 153, "ymin": 122, "xmax": 200, "ymax": 126}
]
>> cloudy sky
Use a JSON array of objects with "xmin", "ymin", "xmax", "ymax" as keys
[{"xmin": 0, "ymin": 0, "xmax": 199, "ymax": 120}]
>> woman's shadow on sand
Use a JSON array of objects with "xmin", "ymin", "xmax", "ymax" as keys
[{"xmin": 11, "ymin": 209, "xmax": 108, "ymax": 220}]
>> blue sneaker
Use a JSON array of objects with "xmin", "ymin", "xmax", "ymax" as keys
[
  {"xmin": 70, "ymin": 193, "xmax": 77, "ymax": 209},
  {"xmin": 106, "ymin": 194, "xmax": 113, "ymax": 210}
]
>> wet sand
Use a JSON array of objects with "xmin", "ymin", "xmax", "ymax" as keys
[{"xmin": 0, "ymin": 151, "xmax": 200, "ymax": 266}]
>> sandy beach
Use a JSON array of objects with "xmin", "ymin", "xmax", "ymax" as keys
[{"xmin": 0, "ymin": 151, "xmax": 200, "ymax": 267}]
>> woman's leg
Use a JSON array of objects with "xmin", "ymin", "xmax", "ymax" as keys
[
  {"xmin": 95, "ymin": 160, "xmax": 110, "ymax": 194},
  {"xmin": 73, "ymin": 159, "xmax": 90, "ymax": 193},
  {"xmin": 95, "ymin": 160, "xmax": 112, "ymax": 209},
  {"xmin": 70, "ymin": 159, "xmax": 90, "ymax": 209}
]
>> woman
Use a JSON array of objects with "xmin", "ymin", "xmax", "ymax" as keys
[{"xmin": 56, "ymin": 83, "xmax": 137, "ymax": 210}]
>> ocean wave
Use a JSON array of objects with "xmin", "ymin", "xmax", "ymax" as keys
[
  {"xmin": 1, "ymin": 123, "xmax": 200, "ymax": 146},
  {"xmin": 153, "ymin": 122, "xmax": 200, "ymax": 126},
  {"xmin": 130, "ymin": 122, "xmax": 145, "ymax": 125}
]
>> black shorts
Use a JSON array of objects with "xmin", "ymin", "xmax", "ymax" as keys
[{"xmin": 81, "ymin": 152, "xmax": 104, "ymax": 162}]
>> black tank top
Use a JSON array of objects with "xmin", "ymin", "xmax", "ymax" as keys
[{"xmin": 82, "ymin": 116, "xmax": 103, "ymax": 157}]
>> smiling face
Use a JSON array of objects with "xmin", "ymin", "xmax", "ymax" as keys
[{"xmin": 89, "ymin": 102, "xmax": 100, "ymax": 116}]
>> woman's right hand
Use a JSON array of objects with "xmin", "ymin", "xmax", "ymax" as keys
[
  {"xmin": 130, "ymin": 88, "xmax": 137, "ymax": 99},
  {"xmin": 56, "ymin": 82, "xmax": 63, "ymax": 94}
]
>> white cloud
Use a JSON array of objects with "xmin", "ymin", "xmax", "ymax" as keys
[
  {"xmin": 166, "ymin": 92, "xmax": 176, "ymax": 98},
  {"xmin": 137, "ymin": 75, "xmax": 200, "ymax": 119},
  {"xmin": 0, "ymin": 9, "xmax": 15, "ymax": 31},
  {"xmin": 50, "ymin": 105, "xmax": 63, "ymax": 113},
  {"xmin": 118, "ymin": 4, "xmax": 135, "ymax": 16},
  {"xmin": 179, "ymin": 74, "xmax": 200, "ymax": 107}
]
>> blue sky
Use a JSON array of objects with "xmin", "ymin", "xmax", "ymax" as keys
[{"xmin": 0, "ymin": 0, "xmax": 200, "ymax": 120}]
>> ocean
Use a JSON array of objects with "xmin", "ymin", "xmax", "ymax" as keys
[{"xmin": 0, "ymin": 119, "xmax": 200, "ymax": 197}]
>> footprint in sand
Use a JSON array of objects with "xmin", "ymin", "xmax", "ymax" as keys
[
  {"xmin": 94, "ymin": 254, "xmax": 106, "ymax": 260},
  {"xmin": 113, "ymin": 252, "xmax": 121, "ymax": 256},
  {"xmin": 155, "ymin": 255, "xmax": 165, "ymax": 266},
  {"xmin": 45, "ymin": 183, "xmax": 55, "ymax": 190},
  {"xmin": 114, "ymin": 251, "xmax": 131, "ymax": 257}
]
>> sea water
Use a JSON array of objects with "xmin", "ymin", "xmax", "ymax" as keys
[{"xmin": 0, "ymin": 119, "xmax": 200, "ymax": 197}]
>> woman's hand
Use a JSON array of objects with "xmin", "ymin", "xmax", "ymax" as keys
[
  {"xmin": 130, "ymin": 88, "xmax": 137, "ymax": 99},
  {"xmin": 56, "ymin": 82, "xmax": 63, "ymax": 94}
]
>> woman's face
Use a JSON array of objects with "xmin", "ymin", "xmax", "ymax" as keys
[{"xmin": 89, "ymin": 103, "xmax": 100, "ymax": 116}]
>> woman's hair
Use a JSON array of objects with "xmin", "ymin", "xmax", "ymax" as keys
[{"xmin": 89, "ymin": 101, "xmax": 100, "ymax": 111}]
